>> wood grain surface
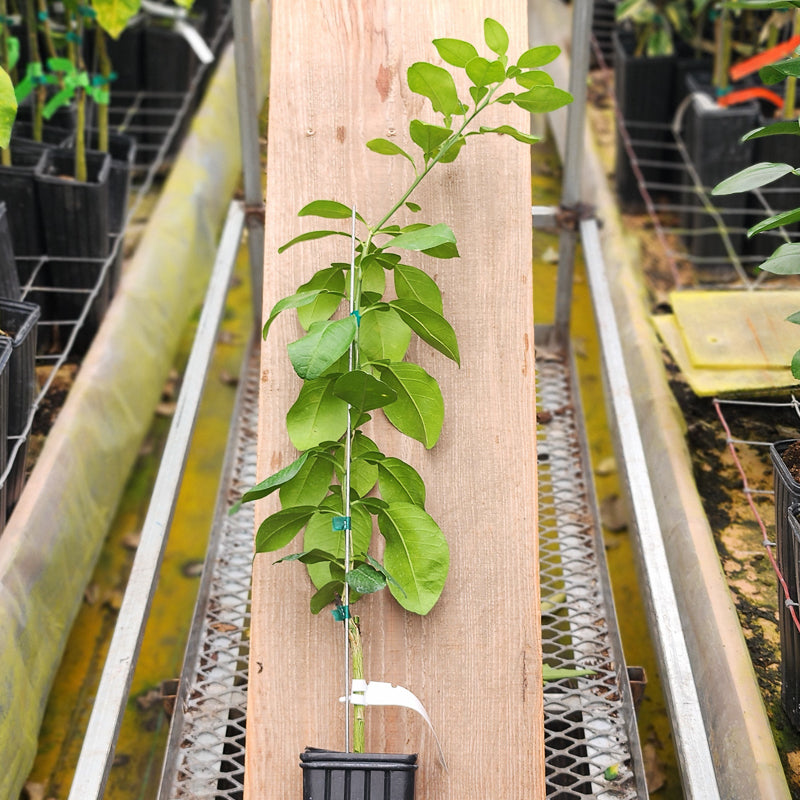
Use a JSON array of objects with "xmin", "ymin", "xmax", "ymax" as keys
[{"xmin": 246, "ymin": 2, "xmax": 543, "ymax": 797}]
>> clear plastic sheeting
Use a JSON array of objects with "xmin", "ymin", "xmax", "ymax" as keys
[{"xmin": 0, "ymin": 1, "xmax": 271, "ymax": 794}]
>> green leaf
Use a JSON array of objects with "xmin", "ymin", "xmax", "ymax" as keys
[
  {"xmin": 374, "ymin": 362, "xmax": 445, "ymax": 448},
  {"xmin": 793, "ymin": 348, "xmax": 800, "ymax": 380},
  {"xmin": 742, "ymin": 120, "xmax": 800, "ymax": 141},
  {"xmin": 255, "ymin": 506, "xmax": 316, "ymax": 552},
  {"xmin": 275, "ymin": 549, "xmax": 341, "ymax": 566},
  {"xmin": 465, "ymin": 56, "xmax": 505, "ymax": 87},
  {"xmin": 542, "ymin": 665, "xmax": 595, "ymax": 683},
  {"xmin": 407, "ymin": 61, "xmax": 464, "ymax": 117},
  {"xmin": 432, "ymin": 37, "xmax": 479, "ymax": 67},
  {"xmin": 405, "ymin": 201, "xmax": 422, "ymax": 213},
  {"xmin": 298, "ymin": 199, "xmax": 364, "ymax": 223},
  {"xmin": 333, "ymin": 370, "xmax": 397, "ymax": 412},
  {"xmin": 366, "ymin": 138, "xmax": 416, "ymax": 167},
  {"xmin": 437, "ymin": 135, "xmax": 464, "ymax": 165},
  {"xmin": 359, "ymin": 307, "xmax": 412, "ymax": 362},
  {"xmin": 92, "ymin": 0, "xmax": 140, "ymax": 39},
  {"xmin": 279, "ymin": 451, "xmax": 334, "ymax": 507},
  {"xmin": 761, "ymin": 57, "xmax": 800, "ymax": 85},
  {"xmin": 712, "ymin": 162, "xmax": 796, "ymax": 196},
  {"xmin": 787, "ymin": 311, "xmax": 800, "ymax": 325},
  {"xmin": 394, "ymin": 263, "xmax": 443, "ymax": 314},
  {"xmin": 295, "ymin": 267, "xmax": 346, "ymax": 330},
  {"xmin": 514, "ymin": 70, "xmax": 555, "ymax": 89},
  {"xmin": 478, "ymin": 125, "xmax": 540, "ymax": 145},
  {"xmin": 310, "ymin": 581, "xmax": 340, "ymax": 614},
  {"xmin": 378, "ymin": 502, "xmax": 449, "ymax": 614},
  {"xmin": 512, "ymin": 86, "xmax": 573, "ymax": 113},
  {"xmin": 288, "ymin": 316, "xmax": 358, "ymax": 380},
  {"xmin": 469, "ymin": 85, "xmax": 489, "ymax": 105},
  {"xmin": 388, "ymin": 223, "xmax": 458, "ymax": 256},
  {"xmin": 287, "ymin": 377, "xmax": 349, "ymax": 450},
  {"xmin": 759, "ymin": 242, "xmax": 800, "ymax": 274},
  {"xmin": 378, "ymin": 457, "xmax": 426, "ymax": 506},
  {"xmin": 749, "ymin": 207, "xmax": 800, "ymax": 237},
  {"xmin": 346, "ymin": 563, "xmax": 387, "ymax": 595},
  {"xmin": 409, "ymin": 119, "xmax": 451, "ymax": 156},
  {"xmin": 304, "ymin": 503, "xmax": 372, "ymax": 589},
  {"xmin": 334, "ymin": 431, "xmax": 381, "ymax": 497},
  {"xmin": 390, "ymin": 298, "xmax": 460, "ymax": 364},
  {"xmin": 0, "ymin": 67, "xmax": 17, "ymax": 150},
  {"xmin": 484, "ymin": 17, "xmax": 509, "ymax": 56},
  {"xmin": 237, "ymin": 452, "xmax": 310, "ymax": 507},
  {"xmin": 263, "ymin": 289, "xmax": 338, "ymax": 338},
  {"xmin": 361, "ymin": 257, "xmax": 386, "ymax": 295},
  {"xmin": 278, "ymin": 229, "xmax": 350, "ymax": 255},
  {"xmin": 517, "ymin": 44, "xmax": 560, "ymax": 68}
]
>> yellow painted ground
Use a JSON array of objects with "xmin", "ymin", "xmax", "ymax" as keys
[{"xmin": 24, "ymin": 241, "xmax": 253, "ymax": 800}]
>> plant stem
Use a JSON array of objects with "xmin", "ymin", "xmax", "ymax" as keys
[
  {"xmin": 712, "ymin": 7, "xmax": 732, "ymax": 94},
  {"xmin": 24, "ymin": 0, "xmax": 42, "ymax": 142},
  {"xmin": 95, "ymin": 27, "xmax": 111, "ymax": 152},
  {"xmin": 348, "ymin": 615, "xmax": 365, "ymax": 753},
  {"xmin": 785, "ymin": 9, "xmax": 800, "ymax": 121}
]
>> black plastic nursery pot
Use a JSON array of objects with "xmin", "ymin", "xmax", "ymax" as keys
[
  {"xmin": 300, "ymin": 748, "xmax": 417, "ymax": 800},
  {"xmin": 680, "ymin": 78, "xmax": 760, "ymax": 275},
  {"xmin": 770, "ymin": 440, "xmax": 800, "ymax": 728},
  {"xmin": 35, "ymin": 148, "xmax": 112, "ymax": 259},
  {"xmin": 0, "ymin": 298, "xmax": 40, "ymax": 509},
  {"xmin": 0, "ymin": 144, "xmax": 48, "ymax": 257},
  {"xmin": 0, "ymin": 339, "xmax": 12, "ymax": 527},
  {"xmin": 0, "ymin": 203, "xmax": 21, "ymax": 301}
]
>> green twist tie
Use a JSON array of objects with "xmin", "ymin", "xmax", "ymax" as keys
[
  {"xmin": 36, "ymin": 10, "xmax": 47, "ymax": 21},
  {"xmin": 65, "ymin": 30, "xmax": 81, "ymax": 44},
  {"xmin": 350, "ymin": 309, "xmax": 361, "ymax": 325},
  {"xmin": 332, "ymin": 516, "xmax": 351, "ymax": 531},
  {"xmin": 331, "ymin": 604, "xmax": 351, "ymax": 621},
  {"xmin": 77, "ymin": 4, "xmax": 96, "ymax": 17},
  {"xmin": 0, "ymin": 14, "xmax": 14, "ymax": 24}
]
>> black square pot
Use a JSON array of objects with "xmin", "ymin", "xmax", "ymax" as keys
[
  {"xmin": 300, "ymin": 748, "xmax": 417, "ymax": 800},
  {"xmin": 0, "ymin": 338, "xmax": 12, "ymax": 528},
  {"xmin": 613, "ymin": 30, "xmax": 677, "ymax": 213},
  {"xmin": 0, "ymin": 203, "xmax": 21, "ymax": 300},
  {"xmin": 771, "ymin": 440, "xmax": 800, "ymax": 728},
  {"xmin": 679, "ymin": 78, "xmax": 760, "ymax": 276},
  {"xmin": 0, "ymin": 143, "xmax": 48, "ymax": 257},
  {"xmin": 35, "ymin": 148, "xmax": 111, "ymax": 259},
  {"xmin": 0, "ymin": 299, "xmax": 40, "ymax": 509}
]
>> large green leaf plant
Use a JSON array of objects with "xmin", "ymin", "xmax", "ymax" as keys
[{"xmin": 239, "ymin": 18, "xmax": 571, "ymax": 752}]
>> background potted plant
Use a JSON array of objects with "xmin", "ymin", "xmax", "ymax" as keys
[{"xmin": 237, "ymin": 18, "xmax": 571, "ymax": 798}]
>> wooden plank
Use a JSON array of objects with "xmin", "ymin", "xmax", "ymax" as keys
[{"xmin": 246, "ymin": 2, "xmax": 542, "ymax": 798}]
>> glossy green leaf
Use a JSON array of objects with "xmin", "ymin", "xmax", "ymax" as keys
[
  {"xmin": 366, "ymin": 138, "xmax": 416, "ymax": 167},
  {"xmin": 406, "ymin": 201, "xmax": 422, "ymax": 213},
  {"xmin": 333, "ymin": 370, "xmax": 398, "ymax": 412},
  {"xmin": 279, "ymin": 451, "xmax": 334, "ymax": 507},
  {"xmin": 484, "ymin": 17, "xmax": 509, "ymax": 56},
  {"xmin": 515, "ymin": 70, "xmax": 554, "ymax": 89},
  {"xmin": 361, "ymin": 257, "xmax": 385, "ymax": 295},
  {"xmin": 263, "ymin": 289, "xmax": 339, "ymax": 338},
  {"xmin": 237, "ymin": 452, "xmax": 310, "ymax": 508},
  {"xmin": 394, "ymin": 263, "xmax": 443, "ymax": 314},
  {"xmin": 748, "ymin": 207, "xmax": 800, "ymax": 237},
  {"xmin": 310, "ymin": 581, "xmax": 340, "ymax": 614},
  {"xmin": 0, "ymin": 68, "xmax": 17, "ymax": 150},
  {"xmin": 787, "ymin": 310, "xmax": 800, "ymax": 325},
  {"xmin": 793, "ymin": 348, "xmax": 800, "ymax": 380},
  {"xmin": 295, "ymin": 267, "xmax": 346, "ymax": 329},
  {"xmin": 359, "ymin": 307, "xmax": 412, "ymax": 362},
  {"xmin": 465, "ymin": 56, "xmax": 505, "ymax": 87},
  {"xmin": 375, "ymin": 362, "xmax": 444, "ymax": 448},
  {"xmin": 517, "ymin": 44, "xmax": 560, "ymax": 68},
  {"xmin": 469, "ymin": 85, "xmax": 489, "ymax": 105},
  {"xmin": 712, "ymin": 162, "xmax": 796, "ymax": 195},
  {"xmin": 478, "ymin": 125, "xmax": 540, "ymax": 145},
  {"xmin": 742, "ymin": 120, "xmax": 800, "ymax": 141},
  {"xmin": 760, "ymin": 243, "xmax": 800, "ymax": 274},
  {"xmin": 298, "ymin": 199, "xmax": 364, "ymax": 223},
  {"xmin": 513, "ymin": 86, "xmax": 573, "ymax": 113},
  {"xmin": 93, "ymin": 0, "xmax": 140, "ymax": 39},
  {"xmin": 277, "ymin": 229, "xmax": 350, "ymax": 255},
  {"xmin": 346, "ymin": 563, "xmax": 387, "ymax": 595},
  {"xmin": 378, "ymin": 457, "xmax": 426, "ymax": 507},
  {"xmin": 288, "ymin": 316, "xmax": 358, "ymax": 380},
  {"xmin": 437, "ymin": 135, "xmax": 465, "ymax": 165},
  {"xmin": 304, "ymin": 503, "xmax": 372, "ymax": 589},
  {"xmin": 409, "ymin": 119, "xmax": 451, "ymax": 156},
  {"xmin": 407, "ymin": 61, "xmax": 464, "ymax": 117},
  {"xmin": 388, "ymin": 223, "xmax": 458, "ymax": 257},
  {"xmin": 287, "ymin": 377, "xmax": 349, "ymax": 450},
  {"xmin": 390, "ymin": 298, "xmax": 460, "ymax": 364},
  {"xmin": 275, "ymin": 549, "xmax": 340, "ymax": 565},
  {"xmin": 432, "ymin": 37, "xmax": 479, "ymax": 67},
  {"xmin": 334, "ymin": 431, "xmax": 381, "ymax": 497},
  {"xmin": 255, "ymin": 505, "xmax": 316, "ymax": 552},
  {"xmin": 378, "ymin": 502, "xmax": 449, "ymax": 614}
]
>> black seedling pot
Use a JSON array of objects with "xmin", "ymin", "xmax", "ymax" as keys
[
  {"xmin": 0, "ymin": 339, "xmax": 12, "ymax": 527},
  {"xmin": 0, "ymin": 203, "xmax": 21, "ymax": 300},
  {"xmin": 300, "ymin": 748, "xmax": 417, "ymax": 800},
  {"xmin": 0, "ymin": 144, "xmax": 48, "ymax": 257}
]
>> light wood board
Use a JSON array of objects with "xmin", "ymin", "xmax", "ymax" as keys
[{"xmin": 246, "ymin": 2, "xmax": 543, "ymax": 797}]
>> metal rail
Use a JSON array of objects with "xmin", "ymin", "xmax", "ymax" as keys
[{"xmin": 66, "ymin": 200, "xmax": 245, "ymax": 800}]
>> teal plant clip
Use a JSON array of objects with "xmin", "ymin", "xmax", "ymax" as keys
[
  {"xmin": 332, "ymin": 516, "xmax": 351, "ymax": 531},
  {"xmin": 350, "ymin": 309, "xmax": 361, "ymax": 326},
  {"xmin": 332, "ymin": 604, "xmax": 351, "ymax": 621}
]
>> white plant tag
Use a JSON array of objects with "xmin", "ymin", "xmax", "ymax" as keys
[
  {"xmin": 139, "ymin": 0, "xmax": 214, "ymax": 65},
  {"xmin": 340, "ymin": 680, "xmax": 448, "ymax": 770}
]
